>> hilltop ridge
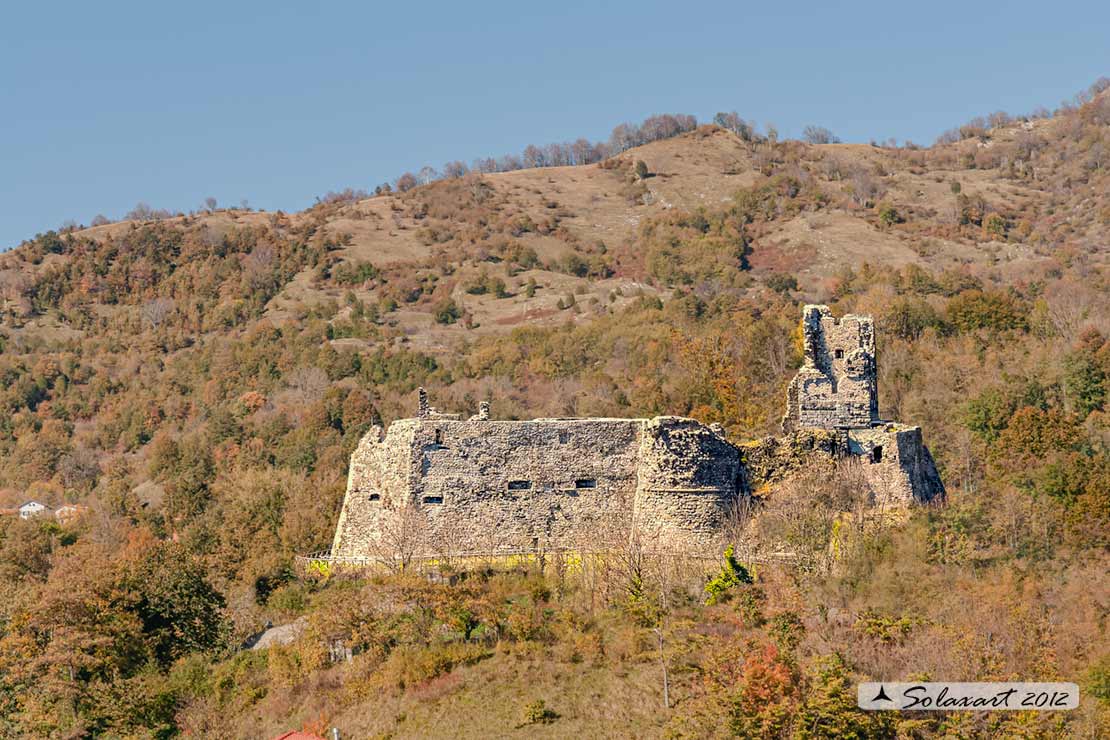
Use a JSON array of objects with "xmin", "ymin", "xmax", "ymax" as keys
[{"xmin": 3, "ymin": 86, "xmax": 1107, "ymax": 362}]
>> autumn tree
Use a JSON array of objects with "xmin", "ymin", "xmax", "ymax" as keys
[
  {"xmin": 150, "ymin": 433, "xmax": 215, "ymax": 526},
  {"xmin": 120, "ymin": 538, "xmax": 228, "ymax": 667},
  {"xmin": 713, "ymin": 111, "xmax": 757, "ymax": 141},
  {"xmin": 395, "ymin": 172, "xmax": 418, "ymax": 192},
  {"xmin": 803, "ymin": 125, "xmax": 840, "ymax": 144}
]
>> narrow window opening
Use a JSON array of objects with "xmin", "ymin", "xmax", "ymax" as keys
[
  {"xmin": 834, "ymin": 349, "xmax": 844, "ymax": 359},
  {"xmin": 507, "ymin": 480, "xmax": 532, "ymax": 491},
  {"xmin": 558, "ymin": 431, "xmax": 569, "ymax": 444},
  {"xmin": 368, "ymin": 493, "xmax": 380, "ymax": 502},
  {"xmin": 434, "ymin": 429, "xmax": 444, "ymax": 446},
  {"xmin": 575, "ymin": 479, "xmax": 597, "ymax": 489},
  {"xmin": 871, "ymin": 445, "xmax": 883, "ymax": 464},
  {"xmin": 423, "ymin": 495, "xmax": 444, "ymax": 504}
]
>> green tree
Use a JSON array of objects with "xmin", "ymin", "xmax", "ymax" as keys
[
  {"xmin": 1063, "ymin": 329, "xmax": 1107, "ymax": 418},
  {"xmin": 123, "ymin": 540, "xmax": 227, "ymax": 668},
  {"xmin": 877, "ymin": 203, "xmax": 902, "ymax": 227},
  {"xmin": 794, "ymin": 655, "xmax": 893, "ymax": 739},
  {"xmin": 152, "ymin": 434, "xmax": 215, "ymax": 525}
]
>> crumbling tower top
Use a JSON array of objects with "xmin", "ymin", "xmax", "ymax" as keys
[
  {"xmin": 782, "ymin": 305, "xmax": 879, "ymax": 432},
  {"xmin": 415, "ymin": 387, "xmax": 461, "ymax": 421}
]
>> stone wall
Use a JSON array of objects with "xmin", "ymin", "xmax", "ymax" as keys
[
  {"xmin": 412, "ymin": 418, "xmax": 644, "ymax": 554},
  {"xmin": 782, "ymin": 305, "xmax": 879, "ymax": 432},
  {"xmin": 739, "ymin": 429, "xmax": 842, "ymax": 495},
  {"xmin": 330, "ymin": 420, "xmax": 420, "ymax": 558},
  {"xmin": 846, "ymin": 424, "xmax": 945, "ymax": 504},
  {"xmin": 739, "ymin": 425, "xmax": 944, "ymax": 505},
  {"xmin": 633, "ymin": 417, "xmax": 742, "ymax": 544},
  {"xmin": 331, "ymin": 415, "xmax": 745, "ymax": 559}
]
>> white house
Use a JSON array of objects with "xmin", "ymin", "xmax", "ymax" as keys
[{"xmin": 18, "ymin": 501, "xmax": 51, "ymax": 519}]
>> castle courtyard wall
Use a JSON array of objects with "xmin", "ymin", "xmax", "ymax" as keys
[
  {"xmin": 331, "ymin": 416, "xmax": 748, "ymax": 559},
  {"xmin": 411, "ymin": 418, "xmax": 644, "ymax": 554}
]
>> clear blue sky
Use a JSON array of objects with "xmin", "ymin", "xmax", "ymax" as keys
[{"xmin": 1, "ymin": 0, "xmax": 1106, "ymax": 250}]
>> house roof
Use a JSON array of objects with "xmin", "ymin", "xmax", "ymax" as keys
[{"xmin": 18, "ymin": 500, "xmax": 51, "ymax": 509}]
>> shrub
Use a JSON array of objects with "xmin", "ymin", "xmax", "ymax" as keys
[
  {"xmin": 768, "ymin": 611, "xmax": 804, "ymax": 652},
  {"xmin": 433, "ymin": 299, "xmax": 461, "ymax": 325},
  {"xmin": 766, "ymin": 274, "xmax": 798, "ymax": 294},
  {"xmin": 1087, "ymin": 655, "xmax": 1110, "ymax": 705},
  {"xmin": 704, "ymin": 545, "xmax": 753, "ymax": 604},
  {"xmin": 464, "ymin": 271, "xmax": 508, "ymax": 297},
  {"xmin": 267, "ymin": 583, "xmax": 309, "ymax": 616},
  {"xmin": 795, "ymin": 655, "xmax": 893, "ymax": 738},
  {"xmin": 331, "ymin": 261, "xmax": 379, "ymax": 286},
  {"xmin": 983, "ymin": 212, "xmax": 1008, "ymax": 238},
  {"xmin": 853, "ymin": 609, "xmax": 916, "ymax": 644},
  {"xmin": 560, "ymin": 253, "xmax": 589, "ymax": 277},
  {"xmin": 520, "ymin": 699, "xmax": 559, "ymax": 725},
  {"xmin": 878, "ymin": 203, "xmax": 903, "ymax": 227},
  {"xmin": 377, "ymin": 643, "xmax": 489, "ymax": 692}
]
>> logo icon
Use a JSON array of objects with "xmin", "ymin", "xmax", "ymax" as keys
[{"xmin": 872, "ymin": 685, "xmax": 893, "ymax": 702}]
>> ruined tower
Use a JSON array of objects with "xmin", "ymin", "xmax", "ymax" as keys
[
  {"xmin": 774, "ymin": 304, "xmax": 944, "ymax": 505},
  {"xmin": 782, "ymin": 305, "xmax": 879, "ymax": 432}
]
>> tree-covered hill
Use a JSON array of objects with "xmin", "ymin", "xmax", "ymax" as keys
[{"xmin": 0, "ymin": 82, "xmax": 1107, "ymax": 737}]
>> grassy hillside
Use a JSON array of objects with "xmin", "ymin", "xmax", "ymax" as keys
[{"xmin": 0, "ymin": 83, "xmax": 1107, "ymax": 738}]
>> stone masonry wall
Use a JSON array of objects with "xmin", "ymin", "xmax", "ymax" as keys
[
  {"xmin": 330, "ymin": 415, "xmax": 747, "ymax": 559},
  {"xmin": 330, "ymin": 419, "xmax": 419, "ymax": 558},
  {"xmin": 740, "ymin": 425, "xmax": 943, "ymax": 505},
  {"xmin": 846, "ymin": 425, "xmax": 945, "ymax": 504},
  {"xmin": 634, "ymin": 417, "xmax": 742, "ymax": 545},
  {"xmin": 782, "ymin": 305, "xmax": 879, "ymax": 432},
  {"xmin": 411, "ymin": 418, "xmax": 644, "ymax": 554}
]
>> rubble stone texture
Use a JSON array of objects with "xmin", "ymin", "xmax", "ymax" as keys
[
  {"xmin": 330, "ymin": 305, "xmax": 944, "ymax": 560},
  {"xmin": 782, "ymin": 305, "xmax": 878, "ymax": 432}
]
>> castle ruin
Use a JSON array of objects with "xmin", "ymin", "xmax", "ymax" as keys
[{"xmin": 329, "ymin": 305, "xmax": 944, "ymax": 562}]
